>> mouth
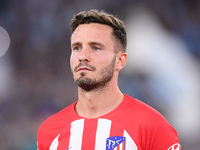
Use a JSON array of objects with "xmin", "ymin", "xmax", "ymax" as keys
[
  {"xmin": 74, "ymin": 63, "xmax": 96, "ymax": 72},
  {"xmin": 77, "ymin": 67, "xmax": 92, "ymax": 72}
]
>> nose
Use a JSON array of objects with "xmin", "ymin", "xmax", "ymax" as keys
[{"xmin": 79, "ymin": 47, "xmax": 90, "ymax": 62}]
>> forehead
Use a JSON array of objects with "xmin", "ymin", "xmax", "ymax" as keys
[{"xmin": 71, "ymin": 23, "xmax": 114, "ymax": 44}]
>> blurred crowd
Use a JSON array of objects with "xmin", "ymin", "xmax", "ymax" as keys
[{"xmin": 0, "ymin": 0, "xmax": 200, "ymax": 149}]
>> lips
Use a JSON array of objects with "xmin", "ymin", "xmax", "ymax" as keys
[
  {"xmin": 77, "ymin": 67, "xmax": 92, "ymax": 72},
  {"xmin": 74, "ymin": 63, "xmax": 96, "ymax": 72}
]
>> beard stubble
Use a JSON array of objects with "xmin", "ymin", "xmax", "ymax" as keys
[{"xmin": 74, "ymin": 56, "xmax": 116, "ymax": 92}]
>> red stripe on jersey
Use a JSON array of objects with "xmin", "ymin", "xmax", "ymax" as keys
[
  {"xmin": 57, "ymin": 125, "xmax": 71, "ymax": 149},
  {"xmin": 109, "ymin": 122, "xmax": 124, "ymax": 137},
  {"xmin": 81, "ymin": 119, "xmax": 98, "ymax": 150},
  {"xmin": 122, "ymin": 141, "xmax": 125, "ymax": 150},
  {"xmin": 117, "ymin": 145, "xmax": 120, "ymax": 150}
]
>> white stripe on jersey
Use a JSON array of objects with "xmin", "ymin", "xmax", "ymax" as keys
[
  {"xmin": 49, "ymin": 118, "xmax": 138, "ymax": 150},
  {"xmin": 95, "ymin": 118, "xmax": 111, "ymax": 150},
  {"xmin": 69, "ymin": 119, "xmax": 85, "ymax": 150},
  {"xmin": 49, "ymin": 133, "xmax": 60, "ymax": 150},
  {"xmin": 124, "ymin": 130, "xmax": 137, "ymax": 150}
]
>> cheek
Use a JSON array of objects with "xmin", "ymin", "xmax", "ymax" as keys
[
  {"xmin": 70, "ymin": 54, "xmax": 76, "ymax": 69},
  {"xmin": 98, "ymin": 53, "xmax": 113, "ymax": 62}
]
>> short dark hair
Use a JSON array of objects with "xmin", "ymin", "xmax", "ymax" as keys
[{"xmin": 71, "ymin": 9, "xmax": 127, "ymax": 52}]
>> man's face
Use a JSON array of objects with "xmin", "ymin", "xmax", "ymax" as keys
[{"xmin": 70, "ymin": 23, "xmax": 117, "ymax": 91}]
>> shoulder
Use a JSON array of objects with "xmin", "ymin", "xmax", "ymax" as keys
[
  {"xmin": 124, "ymin": 95, "xmax": 180, "ymax": 149},
  {"xmin": 37, "ymin": 102, "xmax": 78, "ymax": 146},
  {"xmin": 38, "ymin": 102, "xmax": 76, "ymax": 133},
  {"xmin": 124, "ymin": 94, "xmax": 163, "ymax": 118},
  {"xmin": 37, "ymin": 101, "xmax": 80, "ymax": 148},
  {"xmin": 124, "ymin": 94, "xmax": 171, "ymax": 126}
]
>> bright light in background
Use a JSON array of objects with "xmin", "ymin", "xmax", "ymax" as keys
[
  {"xmin": 0, "ymin": 26, "xmax": 10, "ymax": 57},
  {"xmin": 0, "ymin": 26, "xmax": 12, "ymax": 102}
]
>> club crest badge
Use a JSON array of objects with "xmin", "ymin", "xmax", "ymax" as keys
[{"xmin": 106, "ymin": 136, "xmax": 126, "ymax": 150}]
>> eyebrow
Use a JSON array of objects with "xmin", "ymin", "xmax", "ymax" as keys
[
  {"xmin": 71, "ymin": 42, "xmax": 81, "ymax": 48},
  {"xmin": 71, "ymin": 41, "xmax": 106, "ymax": 48},
  {"xmin": 89, "ymin": 42, "xmax": 105, "ymax": 48}
]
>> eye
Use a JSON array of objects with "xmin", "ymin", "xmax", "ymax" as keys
[
  {"xmin": 73, "ymin": 46, "xmax": 81, "ymax": 51},
  {"xmin": 92, "ymin": 46, "xmax": 100, "ymax": 51}
]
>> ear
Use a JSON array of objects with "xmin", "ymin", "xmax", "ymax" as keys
[{"xmin": 115, "ymin": 52, "xmax": 127, "ymax": 71}]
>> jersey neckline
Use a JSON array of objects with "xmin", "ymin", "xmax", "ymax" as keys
[{"xmin": 71, "ymin": 94, "xmax": 128, "ymax": 119}]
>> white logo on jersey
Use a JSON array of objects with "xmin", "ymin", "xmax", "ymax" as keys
[{"xmin": 167, "ymin": 143, "xmax": 181, "ymax": 150}]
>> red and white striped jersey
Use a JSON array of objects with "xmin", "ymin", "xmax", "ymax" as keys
[{"xmin": 37, "ymin": 95, "xmax": 181, "ymax": 150}]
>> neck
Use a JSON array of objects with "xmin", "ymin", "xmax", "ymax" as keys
[{"xmin": 75, "ymin": 81, "xmax": 124, "ymax": 118}]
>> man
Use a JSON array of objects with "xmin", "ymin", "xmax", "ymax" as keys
[{"xmin": 37, "ymin": 9, "xmax": 181, "ymax": 150}]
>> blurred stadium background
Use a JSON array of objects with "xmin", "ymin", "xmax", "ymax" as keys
[{"xmin": 0, "ymin": 0, "xmax": 200, "ymax": 149}]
